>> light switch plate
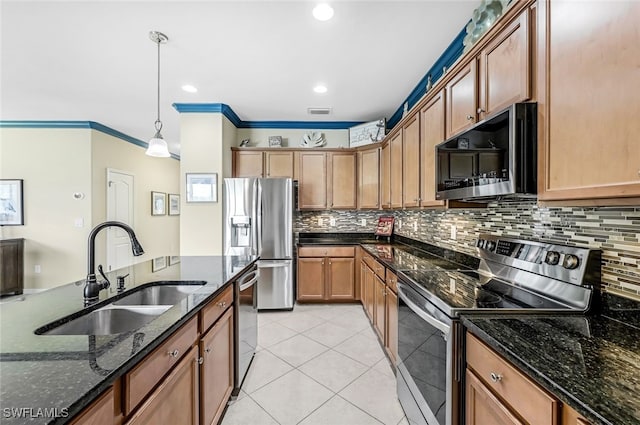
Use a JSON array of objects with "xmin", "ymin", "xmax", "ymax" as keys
[
  {"xmin": 330, "ymin": 217, "xmax": 336, "ymax": 227},
  {"xmin": 450, "ymin": 225, "xmax": 457, "ymax": 240},
  {"xmin": 449, "ymin": 278, "xmax": 456, "ymax": 293},
  {"xmin": 318, "ymin": 218, "xmax": 324, "ymax": 226},
  {"xmin": 34, "ymin": 265, "xmax": 41, "ymax": 274},
  {"xmin": 413, "ymin": 221, "xmax": 418, "ymax": 232},
  {"xmin": 361, "ymin": 218, "xmax": 366, "ymax": 227}
]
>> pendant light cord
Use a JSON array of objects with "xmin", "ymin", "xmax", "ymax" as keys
[{"xmin": 155, "ymin": 38, "xmax": 162, "ymax": 132}]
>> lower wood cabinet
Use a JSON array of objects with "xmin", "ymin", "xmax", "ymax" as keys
[
  {"xmin": 373, "ymin": 274, "xmax": 386, "ymax": 342},
  {"xmin": 125, "ymin": 346, "xmax": 199, "ymax": 425},
  {"xmin": 200, "ymin": 307, "xmax": 234, "ymax": 425},
  {"xmin": 297, "ymin": 246, "xmax": 355, "ymax": 302},
  {"xmin": 466, "ymin": 370, "xmax": 523, "ymax": 425},
  {"xmin": 384, "ymin": 272, "xmax": 398, "ymax": 366},
  {"xmin": 70, "ymin": 387, "xmax": 115, "ymax": 425},
  {"xmin": 0, "ymin": 238, "xmax": 24, "ymax": 296}
]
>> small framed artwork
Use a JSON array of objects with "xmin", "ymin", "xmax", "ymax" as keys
[
  {"xmin": 168, "ymin": 194, "xmax": 180, "ymax": 216},
  {"xmin": 169, "ymin": 256, "xmax": 181, "ymax": 266},
  {"xmin": 152, "ymin": 256, "xmax": 167, "ymax": 272},
  {"xmin": 268, "ymin": 136, "xmax": 282, "ymax": 147},
  {"xmin": 186, "ymin": 173, "xmax": 217, "ymax": 203},
  {"xmin": 151, "ymin": 191, "xmax": 166, "ymax": 215},
  {"xmin": 0, "ymin": 179, "xmax": 24, "ymax": 226}
]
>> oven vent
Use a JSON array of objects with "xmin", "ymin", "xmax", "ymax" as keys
[{"xmin": 307, "ymin": 107, "xmax": 332, "ymax": 115}]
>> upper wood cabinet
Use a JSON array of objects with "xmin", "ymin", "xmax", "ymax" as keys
[
  {"xmin": 358, "ymin": 147, "xmax": 380, "ymax": 209},
  {"xmin": 298, "ymin": 152, "xmax": 327, "ymax": 209},
  {"xmin": 381, "ymin": 142, "xmax": 391, "ymax": 209},
  {"xmin": 232, "ymin": 150, "xmax": 264, "ymax": 177},
  {"xmin": 402, "ymin": 114, "xmax": 421, "ymax": 208},
  {"xmin": 329, "ymin": 152, "xmax": 357, "ymax": 209},
  {"xmin": 478, "ymin": 8, "xmax": 531, "ymax": 120},
  {"xmin": 538, "ymin": 0, "xmax": 640, "ymax": 201},
  {"xmin": 389, "ymin": 132, "xmax": 403, "ymax": 208},
  {"xmin": 419, "ymin": 90, "xmax": 447, "ymax": 208},
  {"xmin": 446, "ymin": 61, "xmax": 478, "ymax": 138},
  {"xmin": 265, "ymin": 151, "xmax": 294, "ymax": 178}
]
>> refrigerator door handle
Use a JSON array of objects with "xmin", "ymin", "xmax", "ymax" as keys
[
  {"xmin": 256, "ymin": 181, "xmax": 262, "ymax": 256},
  {"xmin": 258, "ymin": 261, "xmax": 291, "ymax": 268}
]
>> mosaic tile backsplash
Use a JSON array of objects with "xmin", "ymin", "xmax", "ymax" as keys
[{"xmin": 294, "ymin": 202, "xmax": 640, "ymax": 299}]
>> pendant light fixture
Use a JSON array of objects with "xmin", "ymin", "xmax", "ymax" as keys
[{"xmin": 145, "ymin": 30, "xmax": 171, "ymax": 158}]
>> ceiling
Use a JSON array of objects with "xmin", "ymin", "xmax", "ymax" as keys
[{"xmin": 1, "ymin": 1, "xmax": 478, "ymax": 154}]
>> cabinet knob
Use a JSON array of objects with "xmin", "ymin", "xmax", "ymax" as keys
[
  {"xmin": 205, "ymin": 347, "xmax": 212, "ymax": 354},
  {"xmin": 329, "ymin": 261, "xmax": 332, "ymax": 265},
  {"xmin": 197, "ymin": 357, "xmax": 204, "ymax": 365},
  {"xmin": 477, "ymin": 108, "xmax": 485, "ymax": 114},
  {"xmin": 490, "ymin": 372, "xmax": 503, "ymax": 383},
  {"xmin": 466, "ymin": 115, "xmax": 474, "ymax": 121},
  {"xmin": 217, "ymin": 301, "xmax": 227, "ymax": 308},
  {"xmin": 168, "ymin": 349, "xmax": 180, "ymax": 358}
]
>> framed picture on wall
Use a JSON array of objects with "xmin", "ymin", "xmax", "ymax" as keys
[
  {"xmin": 0, "ymin": 179, "xmax": 24, "ymax": 225},
  {"xmin": 152, "ymin": 256, "xmax": 167, "ymax": 272},
  {"xmin": 186, "ymin": 173, "xmax": 217, "ymax": 203},
  {"xmin": 151, "ymin": 191, "xmax": 166, "ymax": 215},
  {"xmin": 169, "ymin": 256, "xmax": 180, "ymax": 266},
  {"xmin": 168, "ymin": 194, "xmax": 180, "ymax": 216}
]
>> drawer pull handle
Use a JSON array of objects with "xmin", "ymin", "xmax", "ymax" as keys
[
  {"xmin": 197, "ymin": 357, "xmax": 204, "ymax": 365},
  {"xmin": 168, "ymin": 349, "xmax": 180, "ymax": 358},
  {"xmin": 218, "ymin": 301, "xmax": 227, "ymax": 308},
  {"xmin": 490, "ymin": 372, "xmax": 502, "ymax": 383}
]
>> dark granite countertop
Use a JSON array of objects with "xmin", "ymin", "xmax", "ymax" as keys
[
  {"xmin": 462, "ymin": 293, "xmax": 640, "ymax": 425},
  {"xmin": 0, "ymin": 255, "xmax": 257, "ymax": 424}
]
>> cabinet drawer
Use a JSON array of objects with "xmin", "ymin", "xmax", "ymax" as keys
[
  {"xmin": 466, "ymin": 333, "xmax": 558, "ymax": 425},
  {"xmin": 200, "ymin": 284, "xmax": 233, "ymax": 333},
  {"xmin": 298, "ymin": 246, "xmax": 355, "ymax": 258},
  {"xmin": 124, "ymin": 316, "xmax": 198, "ymax": 415},
  {"xmin": 363, "ymin": 256, "xmax": 386, "ymax": 279},
  {"xmin": 386, "ymin": 271, "xmax": 398, "ymax": 294}
]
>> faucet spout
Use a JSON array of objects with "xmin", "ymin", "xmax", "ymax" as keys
[{"xmin": 84, "ymin": 221, "xmax": 145, "ymax": 305}]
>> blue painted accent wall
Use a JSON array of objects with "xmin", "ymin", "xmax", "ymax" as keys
[
  {"xmin": 0, "ymin": 120, "xmax": 180, "ymax": 160},
  {"xmin": 172, "ymin": 103, "xmax": 362, "ymax": 130},
  {"xmin": 387, "ymin": 25, "xmax": 469, "ymax": 130}
]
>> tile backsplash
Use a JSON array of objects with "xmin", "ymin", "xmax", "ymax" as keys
[{"xmin": 295, "ymin": 202, "xmax": 640, "ymax": 299}]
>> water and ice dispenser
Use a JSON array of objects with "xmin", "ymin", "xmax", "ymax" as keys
[{"xmin": 230, "ymin": 216, "xmax": 252, "ymax": 248}]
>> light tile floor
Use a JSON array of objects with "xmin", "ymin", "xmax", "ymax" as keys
[{"xmin": 221, "ymin": 303, "xmax": 408, "ymax": 425}]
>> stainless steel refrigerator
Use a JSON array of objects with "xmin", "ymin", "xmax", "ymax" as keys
[{"xmin": 223, "ymin": 177, "xmax": 294, "ymax": 310}]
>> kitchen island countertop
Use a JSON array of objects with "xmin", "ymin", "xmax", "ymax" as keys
[{"xmin": 0, "ymin": 254, "xmax": 257, "ymax": 424}]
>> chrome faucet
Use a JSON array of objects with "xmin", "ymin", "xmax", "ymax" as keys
[{"xmin": 84, "ymin": 221, "xmax": 144, "ymax": 305}]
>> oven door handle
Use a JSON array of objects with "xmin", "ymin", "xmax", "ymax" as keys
[{"xmin": 397, "ymin": 284, "xmax": 451, "ymax": 336}]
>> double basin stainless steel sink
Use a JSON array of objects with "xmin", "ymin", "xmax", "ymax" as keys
[{"xmin": 37, "ymin": 284, "xmax": 204, "ymax": 336}]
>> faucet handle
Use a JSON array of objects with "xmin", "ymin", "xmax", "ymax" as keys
[{"xmin": 97, "ymin": 265, "xmax": 111, "ymax": 290}]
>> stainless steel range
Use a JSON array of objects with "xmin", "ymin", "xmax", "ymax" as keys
[{"xmin": 396, "ymin": 235, "xmax": 601, "ymax": 425}]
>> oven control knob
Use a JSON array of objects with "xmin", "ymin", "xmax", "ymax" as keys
[
  {"xmin": 563, "ymin": 254, "xmax": 580, "ymax": 270},
  {"xmin": 485, "ymin": 241, "xmax": 496, "ymax": 251},
  {"xmin": 545, "ymin": 251, "xmax": 560, "ymax": 265}
]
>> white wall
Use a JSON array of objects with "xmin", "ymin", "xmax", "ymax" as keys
[
  {"xmin": 0, "ymin": 128, "xmax": 92, "ymax": 289},
  {"xmin": 236, "ymin": 128, "xmax": 349, "ymax": 148}
]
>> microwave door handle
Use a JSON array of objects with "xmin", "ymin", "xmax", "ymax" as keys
[{"xmin": 397, "ymin": 285, "xmax": 450, "ymax": 335}]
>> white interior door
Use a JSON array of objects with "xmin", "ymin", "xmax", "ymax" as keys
[{"xmin": 107, "ymin": 169, "xmax": 134, "ymax": 272}]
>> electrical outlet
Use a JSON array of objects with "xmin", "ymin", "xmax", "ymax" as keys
[
  {"xmin": 34, "ymin": 265, "xmax": 41, "ymax": 274},
  {"xmin": 412, "ymin": 221, "xmax": 418, "ymax": 232},
  {"xmin": 329, "ymin": 217, "xmax": 336, "ymax": 227},
  {"xmin": 449, "ymin": 278, "xmax": 456, "ymax": 293},
  {"xmin": 450, "ymin": 224, "xmax": 457, "ymax": 240},
  {"xmin": 318, "ymin": 217, "xmax": 324, "ymax": 226},
  {"xmin": 74, "ymin": 218, "xmax": 84, "ymax": 228},
  {"xmin": 360, "ymin": 218, "xmax": 366, "ymax": 227},
  {"xmin": 398, "ymin": 219, "xmax": 403, "ymax": 229}
]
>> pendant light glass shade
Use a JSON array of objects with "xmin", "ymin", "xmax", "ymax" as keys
[{"xmin": 146, "ymin": 31, "xmax": 170, "ymax": 158}]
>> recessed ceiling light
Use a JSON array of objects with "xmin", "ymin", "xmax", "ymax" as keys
[
  {"xmin": 313, "ymin": 84, "xmax": 328, "ymax": 94},
  {"xmin": 313, "ymin": 3, "xmax": 334, "ymax": 21},
  {"xmin": 181, "ymin": 84, "xmax": 198, "ymax": 93}
]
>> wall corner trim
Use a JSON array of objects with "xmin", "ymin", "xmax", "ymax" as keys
[{"xmin": 0, "ymin": 120, "xmax": 180, "ymax": 161}]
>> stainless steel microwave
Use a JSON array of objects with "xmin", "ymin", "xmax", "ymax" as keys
[{"xmin": 435, "ymin": 102, "xmax": 537, "ymax": 201}]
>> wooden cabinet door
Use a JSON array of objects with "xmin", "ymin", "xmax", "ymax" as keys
[
  {"xmin": 385, "ymin": 289, "xmax": 398, "ymax": 366},
  {"xmin": 446, "ymin": 61, "xmax": 478, "ymax": 138},
  {"xmin": 265, "ymin": 151, "xmax": 294, "ymax": 178},
  {"xmin": 373, "ymin": 275, "xmax": 386, "ymax": 342},
  {"xmin": 539, "ymin": 1, "xmax": 640, "ymax": 201},
  {"xmin": 420, "ymin": 90, "xmax": 447, "ymax": 208},
  {"xmin": 381, "ymin": 142, "xmax": 391, "ymax": 209},
  {"xmin": 358, "ymin": 148, "xmax": 380, "ymax": 209},
  {"xmin": 327, "ymin": 257, "xmax": 355, "ymax": 300},
  {"xmin": 562, "ymin": 405, "xmax": 592, "ymax": 425},
  {"xmin": 70, "ymin": 387, "xmax": 114, "ymax": 425},
  {"xmin": 389, "ymin": 132, "xmax": 403, "ymax": 208},
  {"xmin": 200, "ymin": 307, "xmax": 234, "ymax": 425},
  {"xmin": 126, "ymin": 347, "xmax": 199, "ymax": 425},
  {"xmin": 360, "ymin": 261, "xmax": 367, "ymax": 308},
  {"xmin": 402, "ymin": 114, "xmax": 421, "ymax": 208},
  {"xmin": 465, "ymin": 370, "xmax": 523, "ymax": 425},
  {"xmin": 364, "ymin": 265, "xmax": 375, "ymax": 322},
  {"xmin": 298, "ymin": 152, "xmax": 327, "ymax": 209},
  {"xmin": 329, "ymin": 152, "xmax": 357, "ymax": 209},
  {"xmin": 233, "ymin": 151, "xmax": 264, "ymax": 177},
  {"xmin": 297, "ymin": 258, "xmax": 325, "ymax": 301},
  {"xmin": 478, "ymin": 9, "xmax": 530, "ymax": 119}
]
